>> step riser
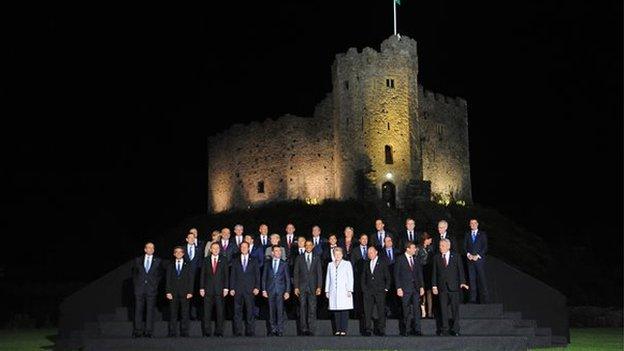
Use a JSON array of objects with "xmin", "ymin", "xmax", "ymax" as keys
[{"xmin": 98, "ymin": 319, "xmax": 524, "ymax": 337}]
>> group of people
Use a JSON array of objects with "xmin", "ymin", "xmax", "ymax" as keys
[{"xmin": 132, "ymin": 217, "xmax": 489, "ymax": 338}]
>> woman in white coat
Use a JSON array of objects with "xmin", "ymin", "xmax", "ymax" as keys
[{"xmin": 324, "ymin": 247, "xmax": 354, "ymax": 335}]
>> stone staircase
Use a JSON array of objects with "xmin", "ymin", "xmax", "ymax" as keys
[{"xmin": 72, "ymin": 303, "xmax": 561, "ymax": 350}]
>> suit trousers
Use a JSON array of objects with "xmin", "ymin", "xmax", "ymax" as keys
[
  {"xmin": 268, "ymin": 292, "xmax": 285, "ymax": 333},
  {"xmin": 363, "ymin": 291, "xmax": 386, "ymax": 334},
  {"xmin": 400, "ymin": 291, "xmax": 422, "ymax": 333},
  {"xmin": 133, "ymin": 293, "xmax": 156, "ymax": 333},
  {"xmin": 233, "ymin": 292, "xmax": 256, "ymax": 335},
  {"xmin": 298, "ymin": 291, "xmax": 317, "ymax": 333},
  {"xmin": 438, "ymin": 290, "xmax": 461, "ymax": 333},
  {"xmin": 468, "ymin": 259, "xmax": 489, "ymax": 303},
  {"xmin": 203, "ymin": 293, "xmax": 225, "ymax": 335},
  {"xmin": 169, "ymin": 295, "xmax": 190, "ymax": 335}
]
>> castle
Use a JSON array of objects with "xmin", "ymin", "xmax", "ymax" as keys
[{"xmin": 208, "ymin": 35, "xmax": 472, "ymax": 213}]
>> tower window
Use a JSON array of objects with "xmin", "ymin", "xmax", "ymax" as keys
[
  {"xmin": 257, "ymin": 181, "xmax": 265, "ymax": 194},
  {"xmin": 436, "ymin": 124, "xmax": 445, "ymax": 139},
  {"xmin": 386, "ymin": 78, "xmax": 395, "ymax": 88},
  {"xmin": 387, "ymin": 122, "xmax": 390, "ymax": 130},
  {"xmin": 385, "ymin": 145, "xmax": 394, "ymax": 164},
  {"xmin": 344, "ymin": 80, "xmax": 349, "ymax": 90}
]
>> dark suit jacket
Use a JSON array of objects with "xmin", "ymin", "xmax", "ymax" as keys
[
  {"xmin": 339, "ymin": 240, "xmax": 355, "ymax": 261},
  {"xmin": 229, "ymin": 254, "xmax": 261, "ymax": 293},
  {"xmin": 398, "ymin": 230, "xmax": 420, "ymax": 250},
  {"xmin": 262, "ymin": 259, "xmax": 290, "ymax": 294},
  {"xmin": 464, "ymin": 230, "xmax": 488, "ymax": 258},
  {"xmin": 200, "ymin": 255, "xmax": 229, "ymax": 295},
  {"xmin": 371, "ymin": 231, "xmax": 395, "ymax": 250},
  {"xmin": 394, "ymin": 254, "xmax": 424, "ymax": 293},
  {"xmin": 311, "ymin": 236, "xmax": 326, "ymax": 256},
  {"xmin": 360, "ymin": 258, "xmax": 391, "ymax": 293},
  {"xmin": 433, "ymin": 233, "xmax": 456, "ymax": 253},
  {"xmin": 219, "ymin": 239, "xmax": 237, "ymax": 263},
  {"xmin": 182, "ymin": 243, "xmax": 203, "ymax": 270},
  {"xmin": 351, "ymin": 245, "xmax": 369, "ymax": 265},
  {"xmin": 249, "ymin": 243, "xmax": 265, "ymax": 268},
  {"xmin": 380, "ymin": 246, "xmax": 399, "ymax": 266},
  {"xmin": 166, "ymin": 260, "xmax": 194, "ymax": 296},
  {"xmin": 256, "ymin": 235, "xmax": 271, "ymax": 252},
  {"xmin": 432, "ymin": 252, "xmax": 466, "ymax": 293},
  {"xmin": 232, "ymin": 235, "xmax": 245, "ymax": 252},
  {"xmin": 293, "ymin": 253, "xmax": 323, "ymax": 293},
  {"xmin": 132, "ymin": 255, "xmax": 163, "ymax": 296}
]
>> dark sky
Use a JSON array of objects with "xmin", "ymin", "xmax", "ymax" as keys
[{"xmin": 2, "ymin": 1, "xmax": 622, "ymax": 284}]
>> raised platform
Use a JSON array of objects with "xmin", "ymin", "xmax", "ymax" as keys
[{"xmin": 82, "ymin": 335, "xmax": 532, "ymax": 351}]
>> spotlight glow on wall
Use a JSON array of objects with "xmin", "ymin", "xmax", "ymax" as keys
[{"xmin": 386, "ymin": 172, "xmax": 393, "ymax": 180}]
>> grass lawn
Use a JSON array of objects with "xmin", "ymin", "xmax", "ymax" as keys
[
  {"xmin": 0, "ymin": 327, "xmax": 621, "ymax": 350},
  {"xmin": 0, "ymin": 329, "xmax": 55, "ymax": 351},
  {"xmin": 533, "ymin": 328, "xmax": 623, "ymax": 351}
]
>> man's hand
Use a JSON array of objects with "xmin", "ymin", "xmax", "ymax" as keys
[
  {"xmin": 186, "ymin": 293, "xmax": 193, "ymax": 299},
  {"xmin": 222, "ymin": 289, "xmax": 229, "ymax": 297},
  {"xmin": 199, "ymin": 289, "xmax": 205, "ymax": 297},
  {"xmin": 284, "ymin": 292, "xmax": 290, "ymax": 300},
  {"xmin": 419, "ymin": 287, "xmax": 425, "ymax": 296},
  {"xmin": 396, "ymin": 288, "xmax": 404, "ymax": 297},
  {"xmin": 230, "ymin": 289, "xmax": 236, "ymax": 296},
  {"xmin": 432, "ymin": 286, "xmax": 438, "ymax": 295},
  {"xmin": 262, "ymin": 290, "xmax": 268, "ymax": 298},
  {"xmin": 315, "ymin": 288, "xmax": 321, "ymax": 296},
  {"xmin": 294, "ymin": 288, "xmax": 300, "ymax": 297},
  {"xmin": 467, "ymin": 253, "xmax": 474, "ymax": 260},
  {"xmin": 460, "ymin": 284, "xmax": 469, "ymax": 290},
  {"xmin": 326, "ymin": 292, "xmax": 330, "ymax": 299},
  {"xmin": 166, "ymin": 293, "xmax": 173, "ymax": 300},
  {"xmin": 252, "ymin": 288, "xmax": 259, "ymax": 296}
]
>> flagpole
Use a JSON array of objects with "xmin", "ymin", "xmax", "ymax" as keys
[{"xmin": 393, "ymin": 0, "xmax": 397, "ymax": 36}]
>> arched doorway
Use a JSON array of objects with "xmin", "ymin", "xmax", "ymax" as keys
[{"xmin": 381, "ymin": 182, "xmax": 396, "ymax": 208}]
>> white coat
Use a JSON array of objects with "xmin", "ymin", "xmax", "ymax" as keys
[{"xmin": 325, "ymin": 259, "xmax": 354, "ymax": 310}]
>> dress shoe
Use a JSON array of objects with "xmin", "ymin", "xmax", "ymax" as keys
[
  {"xmin": 450, "ymin": 331, "xmax": 460, "ymax": 336},
  {"xmin": 362, "ymin": 331, "xmax": 372, "ymax": 336},
  {"xmin": 412, "ymin": 330, "xmax": 423, "ymax": 336},
  {"xmin": 234, "ymin": 333, "xmax": 243, "ymax": 337},
  {"xmin": 377, "ymin": 332, "xmax": 386, "ymax": 337},
  {"xmin": 143, "ymin": 332, "xmax": 153, "ymax": 338},
  {"xmin": 276, "ymin": 332, "xmax": 283, "ymax": 337},
  {"xmin": 267, "ymin": 331, "xmax": 274, "ymax": 337},
  {"xmin": 167, "ymin": 333, "xmax": 177, "ymax": 338},
  {"xmin": 181, "ymin": 332, "xmax": 190, "ymax": 337},
  {"xmin": 400, "ymin": 332, "xmax": 409, "ymax": 337},
  {"xmin": 132, "ymin": 332, "xmax": 142, "ymax": 338},
  {"xmin": 203, "ymin": 332, "xmax": 211, "ymax": 337},
  {"xmin": 245, "ymin": 332, "xmax": 255, "ymax": 337},
  {"xmin": 215, "ymin": 333, "xmax": 224, "ymax": 337}
]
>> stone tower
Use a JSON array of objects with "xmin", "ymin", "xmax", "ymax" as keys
[{"xmin": 331, "ymin": 35, "xmax": 425, "ymax": 207}]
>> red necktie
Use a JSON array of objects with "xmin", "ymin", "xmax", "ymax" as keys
[{"xmin": 212, "ymin": 257, "xmax": 217, "ymax": 274}]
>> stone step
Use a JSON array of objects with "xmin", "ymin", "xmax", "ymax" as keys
[
  {"xmin": 512, "ymin": 319, "xmax": 537, "ymax": 328},
  {"xmin": 109, "ymin": 303, "xmax": 507, "ymax": 322},
  {"xmin": 535, "ymin": 327, "xmax": 551, "ymax": 336},
  {"xmin": 96, "ymin": 319, "xmax": 532, "ymax": 338},
  {"xmin": 83, "ymin": 335, "xmax": 530, "ymax": 351},
  {"xmin": 528, "ymin": 335, "xmax": 552, "ymax": 348}
]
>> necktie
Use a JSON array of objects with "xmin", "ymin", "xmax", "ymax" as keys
[
  {"xmin": 288, "ymin": 236, "xmax": 292, "ymax": 247},
  {"xmin": 388, "ymin": 249, "xmax": 393, "ymax": 261},
  {"xmin": 176, "ymin": 261, "xmax": 181, "ymax": 276},
  {"xmin": 409, "ymin": 256, "xmax": 413, "ymax": 270},
  {"xmin": 306, "ymin": 254, "xmax": 311, "ymax": 269},
  {"xmin": 243, "ymin": 256, "xmax": 247, "ymax": 272},
  {"xmin": 223, "ymin": 241, "xmax": 228, "ymax": 250},
  {"xmin": 212, "ymin": 257, "xmax": 217, "ymax": 274},
  {"xmin": 472, "ymin": 231, "xmax": 477, "ymax": 243},
  {"xmin": 378, "ymin": 232, "xmax": 382, "ymax": 243},
  {"xmin": 361, "ymin": 246, "xmax": 366, "ymax": 258},
  {"xmin": 145, "ymin": 257, "xmax": 151, "ymax": 272},
  {"xmin": 409, "ymin": 231, "xmax": 413, "ymax": 242},
  {"xmin": 314, "ymin": 238, "xmax": 318, "ymax": 246},
  {"xmin": 189, "ymin": 245, "xmax": 194, "ymax": 260},
  {"xmin": 273, "ymin": 260, "xmax": 278, "ymax": 273}
]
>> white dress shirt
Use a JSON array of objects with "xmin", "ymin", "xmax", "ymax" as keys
[{"xmin": 369, "ymin": 257, "xmax": 378, "ymax": 274}]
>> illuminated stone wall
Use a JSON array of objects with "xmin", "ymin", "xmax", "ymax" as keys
[{"xmin": 208, "ymin": 35, "xmax": 471, "ymax": 213}]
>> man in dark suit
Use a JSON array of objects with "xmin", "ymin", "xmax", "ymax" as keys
[
  {"xmin": 351, "ymin": 233, "xmax": 369, "ymax": 334},
  {"xmin": 293, "ymin": 240, "xmax": 323, "ymax": 335},
  {"xmin": 218, "ymin": 227, "xmax": 236, "ymax": 264},
  {"xmin": 189, "ymin": 227, "xmax": 205, "ymax": 254},
  {"xmin": 464, "ymin": 219, "xmax": 489, "ymax": 304},
  {"xmin": 229, "ymin": 241, "xmax": 261, "ymax": 336},
  {"xmin": 361, "ymin": 246, "xmax": 391, "ymax": 336},
  {"xmin": 432, "ymin": 238, "xmax": 469, "ymax": 336},
  {"xmin": 232, "ymin": 224, "xmax": 246, "ymax": 251},
  {"xmin": 371, "ymin": 219, "xmax": 394, "ymax": 250},
  {"xmin": 290, "ymin": 236, "xmax": 307, "ymax": 271},
  {"xmin": 380, "ymin": 236, "xmax": 399, "ymax": 267},
  {"xmin": 262, "ymin": 245, "xmax": 291, "ymax": 336},
  {"xmin": 245, "ymin": 234, "xmax": 265, "ymax": 269},
  {"xmin": 394, "ymin": 241, "xmax": 425, "ymax": 336},
  {"xmin": 310, "ymin": 225, "xmax": 325, "ymax": 256},
  {"xmin": 183, "ymin": 232, "xmax": 202, "ymax": 320},
  {"xmin": 433, "ymin": 220, "xmax": 456, "ymax": 253},
  {"xmin": 257, "ymin": 224, "xmax": 271, "ymax": 252},
  {"xmin": 200, "ymin": 242, "xmax": 230, "ymax": 337},
  {"xmin": 322, "ymin": 234, "xmax": 339, "ymax": 265},
  {"xmin": 398, "ymin": 218, "xmax": 419, "ymax": 252},
  {"xmin": 131, "ymin": 242, "xmax": 163, "ymax": 338},
  {"xmin": 166, "ymin": 246, "xmax": 194, "ymax": 337}
]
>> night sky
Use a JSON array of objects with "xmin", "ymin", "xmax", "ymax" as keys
[{"xmin": 2, "ymin": 1, "xmax": 622, "ymax": 290}]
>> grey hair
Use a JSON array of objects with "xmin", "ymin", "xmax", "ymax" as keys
[
  {"xmin": 234, "ymin": 224, "xmax": 244, "ymax": 230},
  {"xmin": 440, "ymin": 238, "xmax": 451, "ymax": 247},
  {"xmin": 438, "ymin": 220, "xmax": 448, "ymax": 226}
]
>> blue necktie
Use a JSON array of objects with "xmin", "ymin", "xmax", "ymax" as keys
[
  {"xmin": 243, "ymin": 257, "xmax": 247, "ymax": 272},
  {"xmin": 190, "ymin": 245, "xmax": 194, "ymax": 260},
  {"xmin": 361, "ymin": 246, "xmax": 366, "ymax": 258},
  {"xmin": 176, "ymin": 262, "xmax": 181, "ymax": 276},
  {"xmin": 388, "ymin": 249, "xmax": 392, "ymax": 261},
  {"xmin": 144, "ymin": 257, "xmax": 151, "ymax": 272},
  {"xmin": 472, "ymin": 231, "xmax": 477, "ymax": 243},
  {"xmin": 273, "ymin": 260, "xmax": 278, "ymax": 274}
]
